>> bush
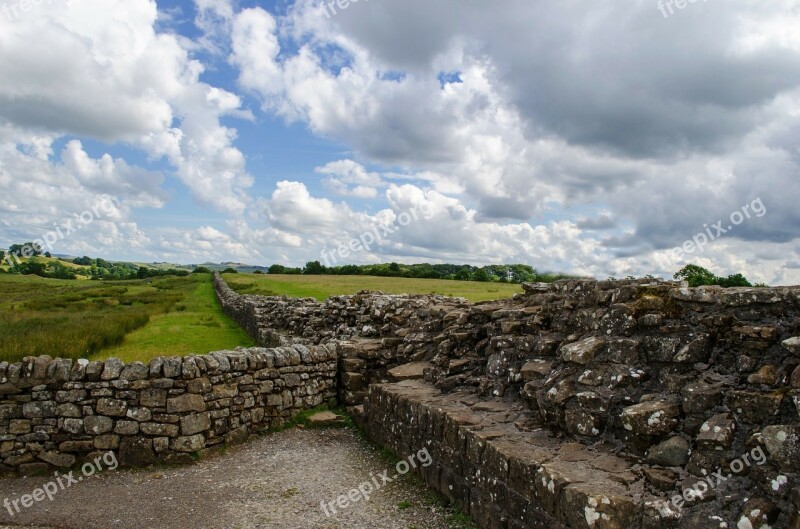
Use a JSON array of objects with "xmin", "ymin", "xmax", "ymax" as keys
[
  {"xmin": 221, "ymin": 268, "xmax": 238, "ymax": 274},
  {"xmin": 674, "ymin": 265, "xmax": 755, "ymax": 288},
  {"xmin": 192, "ymin": 266, "xmax": 212, "ymax": 274}
]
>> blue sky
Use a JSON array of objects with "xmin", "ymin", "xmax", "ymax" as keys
[{"xmin": 1, "ymin": 0, "xmax": 799, "ymax": 283}]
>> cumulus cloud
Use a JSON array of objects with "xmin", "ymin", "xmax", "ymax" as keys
[
  {"xmin": 222, "ymin": 0, "xmax": 800, "ymax": 283},
  {"xmin": 2, "ymin": 0, "xmax": 799, "ymax": 285}
]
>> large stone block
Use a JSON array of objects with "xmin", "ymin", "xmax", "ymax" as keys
[
  {"xmin": 96, "ymin": 398, "xmax": 127, "ymax": 417},
  {"xmin": 171, "ymin": 434, "xmax": 205, "ymax": 453},
  {"xmin": 166, "ymin": 393, "xmax": 206, "ymax": 413},
  {"xmin": 560, "ymin": 337, "xmax": 606, "ymax": 365},
  {"xmin": 620, "ymin": 401, "xmax": 680, "ymax": 437},
  {"xmin": 180, "ymin": 413, "xmax": 211, "ymax": 436},
  {"xmin": 119, "ymin": 437, "xmax": 156, "ymax": 467}
]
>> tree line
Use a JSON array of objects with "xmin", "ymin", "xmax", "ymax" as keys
[{"xmin": 264, "ymin": 262, "xmax": 573, "ymax": 284}]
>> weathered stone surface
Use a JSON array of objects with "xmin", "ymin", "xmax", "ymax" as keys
[
  {"xmin": 187, "ymin": 377, "xmax": 211, "ymax": 394},
  {"xmin": 9, "ymin": 419, "xmax": 31, "ymax": 434},
  {"xmin": 167, "ymin": 394, "xmax": 206, "ymax": 413},
  {"xmin": 140, "ymin": 422, "xmax": 179, "ymax": 437},
  {"xmin": 761, "ymin": 425, "xmax": 800, "ymax": 472},
  {"xmin": 728, "ymin": 391, "xmax": 783, "ymax": 422},
  {"xmin": 783, "ymin": 337, "xmax": 800, "ymax": 355},
  {"xmin": 180, "ymin": 413, "xmax": 211, "ymax": 436},
  {"xmin": 387, "ymin": 362, "xmax": 431, "ymax": 381},
  {"xmin": 36, "ymin": 451, "xmax": 76, "ymax": 468},
  {"xmin": 647, "ymin": 436, "xmax": 690, "ymax": 467},
  {"xmin": 560, "ymin": 337, "xmax": 605, "ymax": 365},
  {"xmin": 114, "ymin": 421, "xmax": 139, "ymax": 435},
  {"xmin": 84, "ymin": 415, "xmax": 113, "ymax": 434},
  {"xmin": 96, "ymin": 398, "xmax": 127, "ymax": 417},
  {"xmin": 140, "ymin": 388, "xmax": 167, "ymax": 407},
  {"xmin": 171, "ymin": 434, "xmax": 205, "ymax": 452},
  {"xmin": 119, "ymin": 437, "xmax": 155, "ymax": 467},
  {"xmin": 126, "ymin": 407, "xmax": 152, "ymax": 422},
  {"xmin": 61, "ymin": 418, "xmax": 83, "ymax": 435},
  {"xmin": 101, "ymin": 358, "xmax": 124, "ymax": 380},
  {"xmin": 737, "ymin": 497, "xmax": 779, "ymax": 529},
  {"xmin": 94, "ymin": 434, "xmax": 120, "ymax": 450},
  {"xmin": 22, "ymin": 401, "xmax": 56, "ymax": 418},
  {"xmin": 308, "ymin": 411, "xmax": 344, "ymax": 426},
  {"xmin": 119, "ymin": 362, "xmax": 149, "ymax": 381},
  {"xmin": 521, "ymin": 359, "xmax": 555, "ymax": 382},
  {"xmin": 696, "ymin": 413, "xmax": 736, "ymax": 450},
  {"xmin": 620, "ymin": 401, "xmax": 680, "ymax": 436},
  {"xmin": 748, "ymin": 364, "xmax": 778, "ymax": 385}
]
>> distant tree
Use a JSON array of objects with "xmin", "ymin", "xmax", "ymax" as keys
[
  {"xmin": 674, "ymin": 265, "xmax": 717, "ymax": 287},
  {"xmin": 9, "ymin": 242, "xmax": 42, "ymax": 257},
  {"xmin": 253, "ymin": 270, "xmax": 264, "ymax": 274},
  {"xmin": 716, "ymin": 273, "xmax": 752, "ymax": 288},
  {"xmin": 389, "ymin": 262, "xmax": 401, "ymax": 273},
  {"xmin": 303, "ymin": 261, "xmax": 326, "ymax": 275},
  {"xmin": 473, "ymin": 268, "xmax": 491, "ymax": 282},
  {"xmin": 675, "ymin": 264, "xmax": 754, "ymax": 288},
  {"xmin": 221, "ymin": 267, "xmax": 239, "ymax": 274},
  {"xmin": 192, "ymin": 266, "xmax": 212, "ymax": 274},
  {"xmin": 268, "ymin": 264, "xmax": 287, "ymax": 274},
  {"xmin": 454, "ymin": 266, "xmax": 473, "ymax": 281}
]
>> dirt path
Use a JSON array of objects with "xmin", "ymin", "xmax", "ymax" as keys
[{"xmin": 0, "ymin": 428, "xmax": 463, "ymax": 529}]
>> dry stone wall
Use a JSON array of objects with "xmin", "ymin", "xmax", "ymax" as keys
[
  {"xmin": 213, "ymin": 272, "xmax": 467, "ymax": 404},
  {"xmin": 0, "ymin": 346, "xmax": 336, "ymax": 475}
]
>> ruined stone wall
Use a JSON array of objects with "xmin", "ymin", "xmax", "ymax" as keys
[
  {"xmin": 213, "ymin": 272, "xmax": 467, "ymax": 404},
  {"xmin": 215, "ymin": 274, "xmax": 800, "ymax": 528},
  {"xmin": 0, "ymin": 346, "xmax": 336, "ymax": 475}
]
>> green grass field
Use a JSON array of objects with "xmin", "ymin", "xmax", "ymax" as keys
[
  {"xmin": 0, "ymin": 272, "xmax": 518, "ymax": 364},
  {"xmin": 223, "ymin": 273, "xmax": 522, "ymax": 302},
  {"xmin": 0, "ymin": 274, "xmax": 252, "ymax": 363}
]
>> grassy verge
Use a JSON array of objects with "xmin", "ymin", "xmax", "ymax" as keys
[
  {"xmin": 0, "ymin": 273, "xmax": 252, "ymax": 363},
  {"xmin": 223, "ymin": 273, "xmax": 522, "ymax": 303},
  {"xmin": 92, "ymin": 275, "xmax": 254, "ymax": 363}
]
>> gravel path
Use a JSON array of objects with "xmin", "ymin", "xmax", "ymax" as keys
[{"xmin": 0, "ymin": 428, "xmax": 462, "ymax": 529}]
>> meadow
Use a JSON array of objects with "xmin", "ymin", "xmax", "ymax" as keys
[
  {"xmin": 0, "ymin": 273, "xmax": 253, "ymax": 363},
  {"xmin": 222, "ymin": 273, "xmax": 523, "ymax": 302},
  {"xmin": 0, "ymin": 272, "xmax": 520, "ymax": 364}
]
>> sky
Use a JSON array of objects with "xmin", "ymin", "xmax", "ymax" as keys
[{"xmin": 0, "ymin": 0, "xmax": 799, "ymax": 284}]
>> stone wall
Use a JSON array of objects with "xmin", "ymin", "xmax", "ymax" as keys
[
  {"xmin": 213, "ymin": 272, "xmax": 466, "ymax": 404},
  {"xmin": 0, "ymin": 346, "xmax": 336, "ymax": 475},
  {"xmin": 216, "ymin": 274, "xmax": 800, "ymax": 528}
]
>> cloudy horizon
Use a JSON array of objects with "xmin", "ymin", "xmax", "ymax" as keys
[{"xmin": 1, "ymin": 0, "xmax": 799, "ymax": 284}]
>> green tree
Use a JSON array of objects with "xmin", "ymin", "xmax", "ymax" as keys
[
  {"xmin": 473, "ymin": 268, "xmax": 491, "ymax": 282},
  {"xmin": 268, "ymin": 264, "xmax": 287, "ymax": 274},
  {"xmin": 303, "ymin": 261, "xmax": 326, "ymax": 275},
  {"xmin": 674, "ymin": 265, "xmax": 717, "ymax": 287}
]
